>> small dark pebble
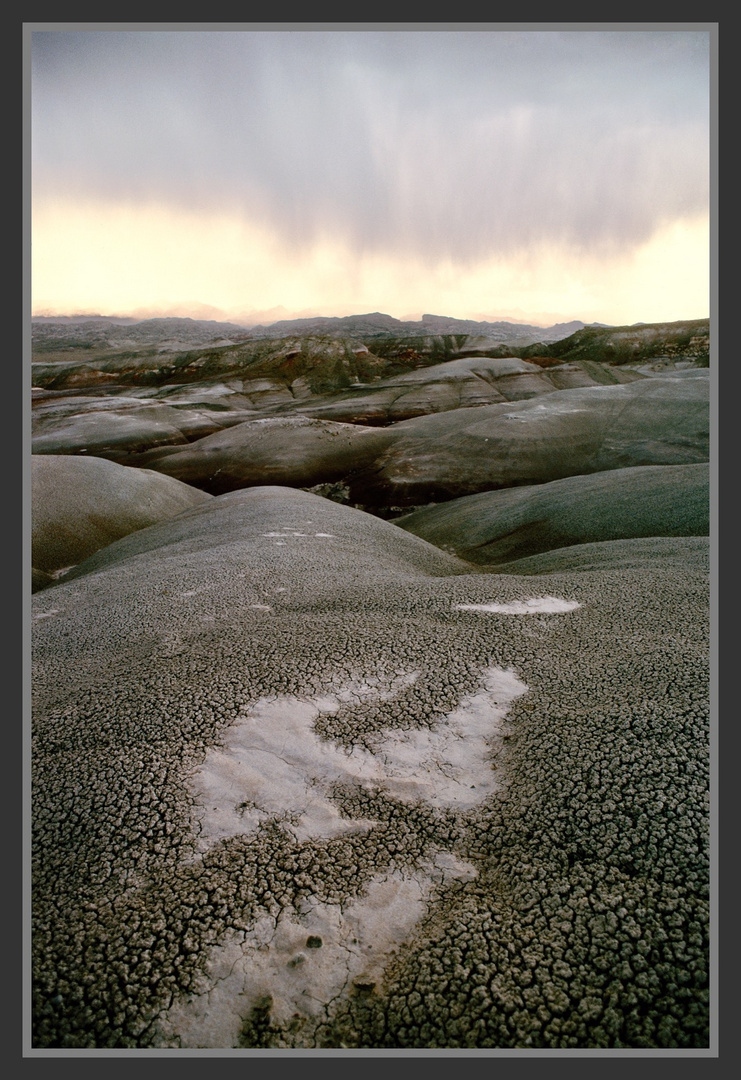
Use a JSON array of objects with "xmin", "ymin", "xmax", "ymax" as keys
[{"xmin": 306, "ymin": 936, "xmax": 323, "ymax": 949}]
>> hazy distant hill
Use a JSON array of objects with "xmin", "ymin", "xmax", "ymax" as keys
[
  {"xmin": 31, "ymin": 312, "xmax": 711, "ymax": 378},
  {"xmin": 244, "ymin": 311, "xmax": 585, "ymax": 344},
  {"xmin": 31, "ymin": 311, "xmax": 587, "ymax": 359},
  {"xmin": 31, "ymin": 316, "xmax": 252, "ymax": 354}
]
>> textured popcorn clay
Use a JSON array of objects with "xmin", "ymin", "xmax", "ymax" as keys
[{"xmin": 31, "ymin": 487, "xmax": 709, "ymax": 1049}]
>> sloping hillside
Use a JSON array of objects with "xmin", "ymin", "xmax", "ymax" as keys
[{"xmin": 519, "ymin": 318, "xmax": 709, "ymax": 367}]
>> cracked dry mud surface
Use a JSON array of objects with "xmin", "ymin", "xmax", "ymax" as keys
[{"xmin": 31, "ymin": 487, "xmax": 709, "ymax": 1049}]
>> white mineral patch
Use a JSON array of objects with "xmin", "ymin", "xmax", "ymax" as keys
[
  {"xmin": 193, "ymin": 696, "xmax": 382, "ymax": 846},
  {"xmin": 50, "ymin": 566, "xmax": 75, "ymax": 579},
  {"xmin": 154, "ymin": 855, "xmax": 478, "ymax": 1049},
  {"xmin": 191, "ymin": 666, "xmax": 522, "ymax": 847},
  {"xmin": 163, "ymin": 665, "xmax": 528, "ymax": 1047},
  {"xmin": 373, "ymin": 666, "xmax": 527, "ymax": 809},
  {"xmin": 455, "ymin": 597, "xmax": 580, "ymax": 615}
]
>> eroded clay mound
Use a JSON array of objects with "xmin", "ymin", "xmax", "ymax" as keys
[
  {"xmin": 52, "ymin": 484, "xmax": 470, "ymax": 590},
  {"xmin": 277, "ymin": 355, "xmax": 642, "ymax": 424},
  {"xmin": 348, "ymin": 376, "xmax": 709, "ymax": 507},
  {"xmin": 31, "ymin": 404, "xmax": 193, "ymax": 458},
  {"xmin": 487, "ymin": 535, "xmax": 710, "ymax": 576},
  {"xmin": 31, "ymin": 454, "xmax": 213, "ymax": 581},
  {"xmin": 139, "ymin": 416, "xmax": 396, "ymax": 494},
  {"xmin": 396, "ymin": 463, "xmax": 709, "ymax": 564},
  {"xmin": 31, "ymin": 487, "xmax": 709, "ymax": 1050}
]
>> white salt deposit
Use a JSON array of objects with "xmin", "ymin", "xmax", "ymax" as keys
[
  {"xmin": 159, "ymin": 665, "xmax": 530, "ymax": 1047},
  {"xmin": 374, "ymin": 667, "xmax": 526, "ymax": 809},
  {"xmin": 191, "ymin": 665, "xmax": 524, "ymax": 848},
  {"xmin": 33, "ymin": 608, "xmax": 61, "ymax": 620},
  {"xmin": 455, "ymin": 597, "xmax": 580, "ymax": 615},
  {"xmin": 154, "ymin": 855, "xmax": 478, "ymax": 1049}
]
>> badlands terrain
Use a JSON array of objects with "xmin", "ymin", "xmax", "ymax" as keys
[{"xmin": 30, "ymin": 314, "xmax": 711, "ymax": 1050}]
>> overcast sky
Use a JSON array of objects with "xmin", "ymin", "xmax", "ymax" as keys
[{"xmin": 29, "ymin": 27, "xmax": 712, "ymax": 327}]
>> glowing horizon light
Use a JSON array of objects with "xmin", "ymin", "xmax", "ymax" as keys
[{"xmin": 30, "ymin": 197, "xmax": 709, "ymax": 329}]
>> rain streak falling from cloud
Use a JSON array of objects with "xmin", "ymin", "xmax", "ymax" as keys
[{"xmin": 31, "ymin": 29, "xmax": 710, "ymax": 268}]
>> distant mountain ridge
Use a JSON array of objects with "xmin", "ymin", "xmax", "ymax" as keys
[
  {"xmin": 31, "ymin": 313, "xmax": 710, "ymax": 375},
  {"xmin": 31, "ymin": 311, "xmax": 585, "ymax": 348},
  {"xmin": 31, "ymin": 316, "xmax": 254, "ymax": 353},
  {"xmin": 244, "ymin": 311, "xmax": 585, "ymax": 343}
]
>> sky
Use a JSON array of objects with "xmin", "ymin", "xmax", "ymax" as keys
[{"xmin": 29, "ymin": 26, "xmax": 712, "ymax": 328}]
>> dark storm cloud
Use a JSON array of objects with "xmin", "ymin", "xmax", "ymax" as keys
[{"xmin": 31, "ymin": 28, "xmax": 710, "ymax": 263}]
